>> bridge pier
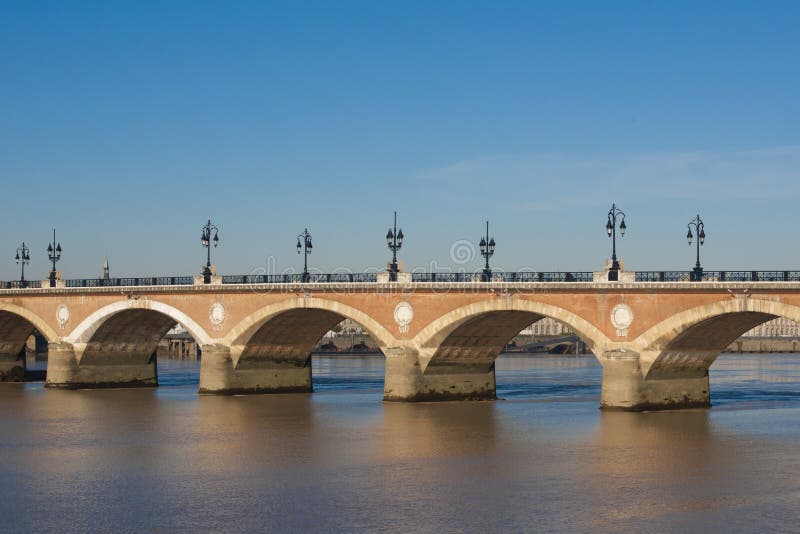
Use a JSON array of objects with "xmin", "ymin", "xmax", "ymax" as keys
[
  {"xmin": 45, "ymin": 342, "xmax": 158, "ymax": 389},
  {"xmin": 600, "ymin": 350, "xmax": 710, "ymax": 411},
  {"xmin": 383, "ymin": 346, "xmax": 496, "ymax": 401},
  {"xmin": 416, "ymin": 364, "xmax": 497, "ymax": 401},
  {"xmin": 0, "ymin": 349, "xmax": 26, "ymax": 382},
  {"xmin": 383, "ymin": 346, "xmax": 423, "ymax": 401},
  {"xmin": 45, "ymin": 342, "xmax": 78, "ymax": 387},
  {"xmin": 199, "ymin": 344, "xmax": 312, "ymax": 394}
]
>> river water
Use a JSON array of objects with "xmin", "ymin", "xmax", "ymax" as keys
[{"xmin": 2, "ymin": 354, "xmax": 799, "ymax": 532}]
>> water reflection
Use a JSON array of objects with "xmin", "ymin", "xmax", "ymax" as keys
[
  {"xmin": 378, "ymin": 402, "xmax": 498, "ymax": 460},
  {"xmin": 1, "ymin": 354, "xmax": 800, "ymax": 531}
]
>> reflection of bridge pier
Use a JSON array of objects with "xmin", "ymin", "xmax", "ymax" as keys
[{"xmin": 3, "ymin": 274, "xmax": 800, "ymax": 410}]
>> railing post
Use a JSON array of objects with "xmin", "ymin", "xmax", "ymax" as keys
[{"xmin": 785, "ymin": 271, "xmax": 789, "ymax": 282}]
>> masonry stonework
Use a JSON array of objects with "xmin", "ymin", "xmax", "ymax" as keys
[{"xmin": 2, "ymin": 282, "xmax": 800, "ymax": 410}]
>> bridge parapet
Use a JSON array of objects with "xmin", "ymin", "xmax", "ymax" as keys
[{"xmin": 6, "ymin": 280, "xmax": 800, "ymax": 298}]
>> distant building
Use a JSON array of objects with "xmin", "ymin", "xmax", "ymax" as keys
[
  {"xmin": 522, "ymin": 317, "xmax": 573, "ymax": 336},
  {"xmin": 742, "ymin": 317, "xmax": 800, "ymax": 338},
  {"xmin": 323, "ymin": 318, "xmax": 366, "ymax": 338},
  {"xmin": 521, "ymin": 317, "xmax": 799, "ymax": 339},
  {"xmin": 160, "ymin": 324, "xmax": 198, "ymax": 359}
]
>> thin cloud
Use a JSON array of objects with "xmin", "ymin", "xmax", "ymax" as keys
[{"xmin": 414, "ymin": 146, "xmax": 800, "ymax": 206}]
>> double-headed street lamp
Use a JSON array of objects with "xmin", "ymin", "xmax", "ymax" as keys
[
  {"xmin": 605, "ymin": 203, "xmax": 627, "ymax": 281},
  {"xmin": 385, "ymin": 211, "xmax": 404, "ymax": 281},
  {"xmin": 686, "ymin": 214, "xmax": 706, "ymax": 282},
  {"xmin": 296, "ymin": 228, "xmax": 313, "ymax": 283},
  {"xmin": 15, "ymin": 242, "xmax": 31, "ymax": 287},
  {"xmin": 479, "ymin": 221, "xmax": 496, "ymax": 282},
  {"xmin": 200, "ymin": 219, "xmax": 220, "ymax": 284},
  {"xmin": 47, "ymin": 229, "xmax": 62, "ymax": 288}
]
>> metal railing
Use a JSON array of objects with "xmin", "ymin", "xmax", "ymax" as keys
[
  {"xmin": 0, "ymin": 280, "xmax": 42, "ymax": 289},
  {"xmin": 635, "ymin": 271, "xmax": 800, "ymax": 282},
  {"xmin": 635, "ymin": 271, "xmax": 693, "ymax": 282},
  {"xmin": 65, "ymin": 277, "xmax": 194, "ymax": 287},
  {"xmin": 221, "ymin": 273, "xmax": 378, "ymax": 284},
  {"xmin": 411, "ymin": 271, "xmax": 594, "ymax": 283},
  {"xmin": 2, "ymin": 270, "xmax": 800, "ymax": 289}
]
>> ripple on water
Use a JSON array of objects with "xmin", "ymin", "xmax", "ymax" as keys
[{"xmin": 4, "ymin": 353, "xmax": 800, "ymax": 532}]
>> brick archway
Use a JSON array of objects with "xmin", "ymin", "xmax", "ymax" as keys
[
  {"xmin": 0, "ymin": 301, "xmax": 59, "ymax": 343},
  {"xmin": 412, "ymin": 298, "xmax": 612, "ymax": 372},
  {"xmin": 65, "ymin": 299, "xmax": 213, "ymax": 355},
  {"xmin": 634, "ymin": 298, "xmax": 800, "ymax": 378},
  {"xmin": 224, "ymin": 297, "xmax": 398, "ymax": 357}
]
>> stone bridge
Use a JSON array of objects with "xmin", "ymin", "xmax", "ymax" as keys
[{"xmin": 2, "ymin": 277, "xmax": 800, "ymax": 410}]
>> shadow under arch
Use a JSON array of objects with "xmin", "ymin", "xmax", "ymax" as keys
[
  {"xmin": 0, "ymin": 302, "xmax": 59, "ymax": 343},
  {"xmin": 50, "ymin": 299, "xmax": 212, "ymax": 388},
  {"xmin": 412, "ymin": 298, "xmax": 611, "ymax": 373},
  {"xmin": 0, "ymin": 303, "xmax": 58, "ymax": 381},
  {"xmin": 224, "ymin": 297, "xmax": 397, "ymax": 352},
  {"xmin": 635, "ymin": 298, "xmax": 800, "ymax": 380},
  {"xmin": 212, "ymin": 297, "xmax": 398, "ymax": 394},
  {"xmin": 65, "ymin": 299, "xmax": 212, "ymax": 349}
]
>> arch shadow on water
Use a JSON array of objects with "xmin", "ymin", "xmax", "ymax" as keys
[
  {"xmin": 707, "ymin": 353, "xmax": 800, "ymax": 409},
  {"xmin": 311, "ymin": 353, "xmax": 386, "ymax": 393}
]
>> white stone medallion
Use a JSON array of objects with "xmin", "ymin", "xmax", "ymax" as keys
[
  {"xmin": 209, "ymin": 302, "xmax": 226, "ymax": 331},
  {"xmin": 610, "ymin": 303, "xmax": 633, "ymax": 337},
  {"xmin": 393, "ymin": 301, "xmax": 414, "ymax": 333},
  {"xmin": 56, "ymin": 304, "xmax": 70, "ymax": 330}
]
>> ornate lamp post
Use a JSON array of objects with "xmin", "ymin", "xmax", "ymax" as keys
[
  {"xmin": 686, "ymin": 214, "xmax": 706, "ymax": 282},
  {"xmin": 46, "ymin": 229, "xmax": 62, "ymax": 288},
  {"xmin": 15, "ymin": 242, "xmax": 31, "ymax": 287},
  {"xmin": 200, "ymin": 219, "xmax": 219, "ymax": 284},
  {"xmin": 605, "ymin": 203, "xmax": 627, "ymax": 281},
  {"xmin": 296, "ymin": 228, "xmax": 313, "ymax": 283},
  {"xmin": 385, "ymin": 211, "xmax": 404, "ymax": 281},
  {"xmin": 479, "ymin": 221, "xmax": 496, "ymax": 282}
]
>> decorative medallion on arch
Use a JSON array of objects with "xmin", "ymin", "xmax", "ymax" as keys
[
  {"xmin": 209, "ymin": 302, "xmax": 226, "ymax": 331},
  {"xmin": 56, "ymin": 304, "xmax": 70, "ymax": 330},
  {"xmin": 394, "ymin": 301, "xmax": 413, "ymax": 333},
  {"xmin": 610, "ymin": 304, "xmax": 633, "ymax": 337}
]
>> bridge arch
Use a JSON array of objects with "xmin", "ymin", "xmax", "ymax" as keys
[
  {"xmin": 0, "ymin": 302, "xmax": 59, "ymax": 344},
  {"xmin": 412, "ymin": 298, "xmax": 612, "ymax": 374},
  {"xmin": 52, "ymin": 298, "xmax": 213, "ymax": 388},
  {"xmin": 635, "ymin": 298, "xmax": 800, "ymax": 379},
  {"xmin": 0, "ymin": 303, "xmax": 59, "ymax": 381},
  {"xmin": 65, "ymin": 299, "xmax": 212, "ymax": 349},
  {"xmin": 224, "ymin": 297, "xmax": 398, "ymax": 359},
  {"xmin": 208, "ymin": 297, "xmax": 398, "ymax": 394}
]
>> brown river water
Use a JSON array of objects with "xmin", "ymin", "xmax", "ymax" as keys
[{"xmin": 1, "ymin": 354, "xmax": 799, "ymax": 532}]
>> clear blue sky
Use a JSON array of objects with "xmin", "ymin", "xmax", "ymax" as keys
[{"xmin": 1, "ymin": 1, "xmax": 799, "ymax": 279}]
